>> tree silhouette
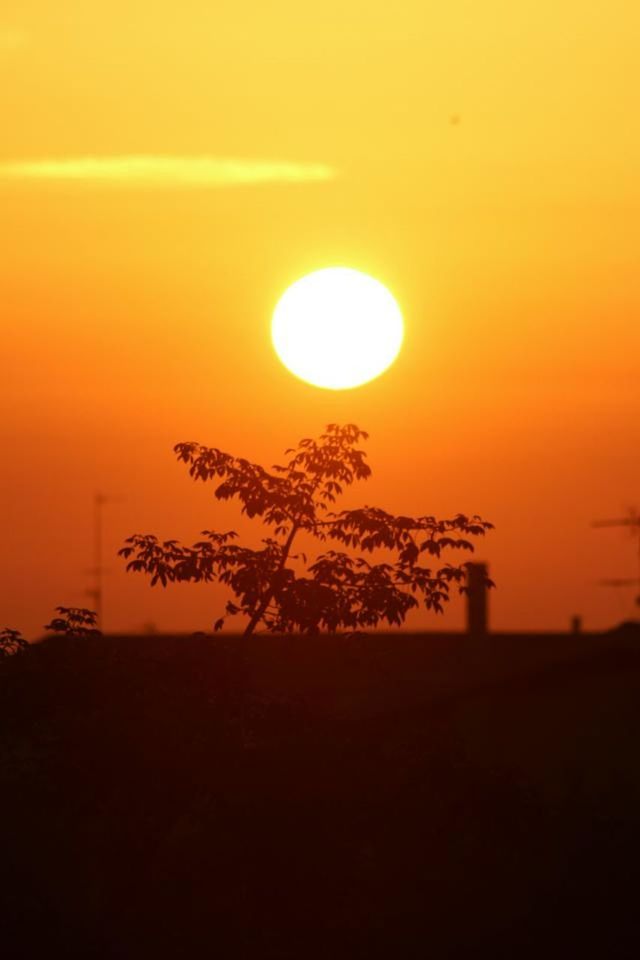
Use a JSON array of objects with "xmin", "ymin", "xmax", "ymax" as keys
[{"xmin": 120, "ymin": 424, "xmax": 493, "ymax": 636}]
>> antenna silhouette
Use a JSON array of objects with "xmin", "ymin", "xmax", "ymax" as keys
[
  {"xmin": 86, "ymin": 493, "xmax": 123, "ymax": 630},
  {"xmin": 592, "ymin": 508, "xmax": 640, "ymax": 607}
]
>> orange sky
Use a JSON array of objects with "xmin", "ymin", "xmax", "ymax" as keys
[{"xmin": 2, "ymin": 1, "xmax": 639, "ymax": 637}]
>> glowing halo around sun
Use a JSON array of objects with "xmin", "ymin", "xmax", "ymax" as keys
[{"xmin": 271, "ymin": 267, "xmax": 404, "ymax": 390}]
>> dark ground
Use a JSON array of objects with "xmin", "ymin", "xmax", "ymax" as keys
[{"xmin": 2, "ymin": 627, "xmax": 640, "ymax": 958}]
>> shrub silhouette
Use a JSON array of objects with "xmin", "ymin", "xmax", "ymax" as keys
[
  {"xmin": 1, "ymin": 609, "xmax": 100, "ymax": 655},
  {"xmin": 121, "ymin": 424, "xmax": 493, "ymax": 636},
  {"xmin": 0, "ymin": 627, "xmax": 28, "ymax": 659},
  {"xmin": 45, "ymin": 607, "xmax": 101, "ymax": 639}
]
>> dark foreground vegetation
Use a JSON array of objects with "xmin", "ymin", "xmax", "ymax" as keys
[{"xmin": 2, "ymin": 628, "xmax": 640, "ymax": 958}]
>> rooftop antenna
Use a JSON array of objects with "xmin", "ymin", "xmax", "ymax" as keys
[
  {"xmin": 86, "ymin": 493, "xmax": 123, "ymax": 630},
  {"xmin": 592, "ymin": 508, "xmax": 640, "ymax": 609}
]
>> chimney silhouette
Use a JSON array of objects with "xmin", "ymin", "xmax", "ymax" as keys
[{"xmin": 466, "ymin": 562, "xmax": 489, "ymax": 636}]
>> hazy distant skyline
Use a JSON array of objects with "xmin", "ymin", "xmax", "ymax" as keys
[{"xmin": 2, "ymin": 0, "xmax": 639, "ymax": 636}]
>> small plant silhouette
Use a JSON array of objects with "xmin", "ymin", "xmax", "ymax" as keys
[
  {"xmin": 121, "ymin": 424, "xmax": 493, "ymax": 636},
  {"xmin": 45, "ymin": 607, "xmax": 101, "ymax": 639},
  {"xmin": 0, "ymin": 627, "xmax": 28, "ymax": 659}
]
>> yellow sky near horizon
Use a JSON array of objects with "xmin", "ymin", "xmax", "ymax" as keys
[{"xmin": 1, "ymin": 1, "xmax": 639, "ymax": 637}]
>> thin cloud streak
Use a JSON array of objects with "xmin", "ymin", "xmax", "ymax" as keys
[{"xmin": 0, "ymin": 155, "xmax": 337, "ymax": 186}]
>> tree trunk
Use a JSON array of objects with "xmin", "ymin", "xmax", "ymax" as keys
[{"xmin": 242, "ymin": 522, "xmax": 300, "ymax": 638}]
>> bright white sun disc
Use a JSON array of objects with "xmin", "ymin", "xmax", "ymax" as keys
[{"xmin": 272, "ymin": 267, "xmax": 404, "ymax": 389}]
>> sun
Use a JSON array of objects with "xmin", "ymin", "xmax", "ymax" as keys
[{"xmin": 271, "ymin": 267, "xmax": 404, "ymax": 390}]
